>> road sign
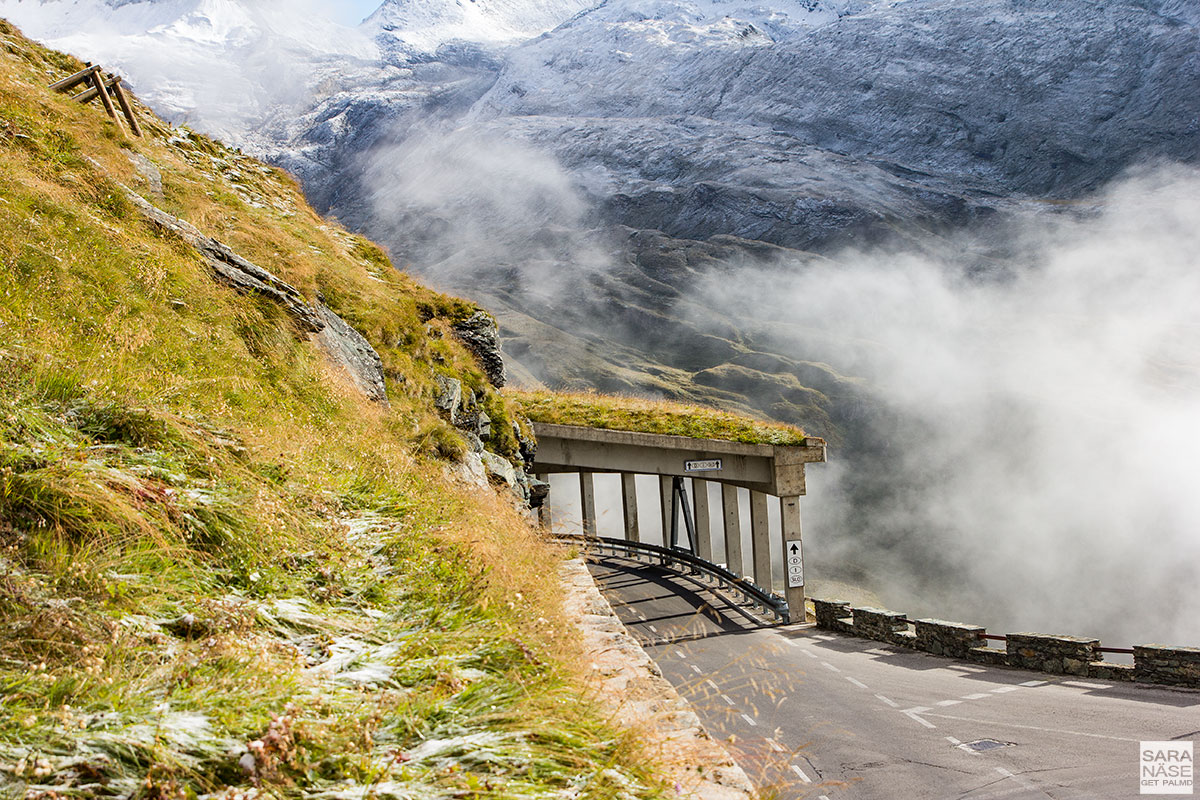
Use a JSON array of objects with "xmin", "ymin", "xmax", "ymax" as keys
[
  {"xmin": 684, "ymin": 459, "xmax": 723, "ymax": 472},
  {"xmin": 786, "ymin": 540, "xmax": 804, "ymax": 587}
]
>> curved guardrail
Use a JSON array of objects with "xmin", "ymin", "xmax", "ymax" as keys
[{"xmin": 554, "ymin": 533, "xmax": 789, "ymax": 623}]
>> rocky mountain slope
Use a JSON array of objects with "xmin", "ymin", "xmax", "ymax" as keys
[
  {"xmin": 6, "ymin": 1, "xmax": 1196, "ymax": 434},
  {"xmin": 0, "ymin": 22, "xmax": 672, "ymax": 797},
  {"xmin": 6, "ymin": 0, "xmax": 1200, "ymax": 646}
]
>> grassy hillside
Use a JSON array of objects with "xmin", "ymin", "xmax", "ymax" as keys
[{"xmin": 0, "ymin": 20, "xmax": 662, "ymax": 799}]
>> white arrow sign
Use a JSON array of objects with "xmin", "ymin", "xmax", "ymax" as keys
[{"xmin": 786, "ymin": 540, "xmax": 804, "ymax": 588}]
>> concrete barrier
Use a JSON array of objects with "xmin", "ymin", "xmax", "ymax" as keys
[{"xmin": 810, "ymin": 598, "xmax": 1200, "ymax": 689}]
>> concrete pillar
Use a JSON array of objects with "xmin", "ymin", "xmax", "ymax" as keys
[
  {"xmin": 579, "ymin": 472, "xmax": 597, "ymax": 536},
  {"xmin": 536, "ymin": 473, "xmax": 551, "ymax": 528},
  {"xmin": 721, "ymin": 483, "xmax": 743, "ymax": 578},
  {"xmin": 621, "ymin": 473, "xmax": 640, "ymax": 543},
  {"xmin": 692, "ymin": 480, "xmax": 712, "ymax": 562},
  {"xmin": 749, "ymin": 491, "xmax": 772, "ymax": 591},
  {"xmin": 780, "ymin": 496, "xmax": 806, "ymax": 624},
  {"xmin": 659, "ymin": 476, "xmax": 674, "ymax": 546}
]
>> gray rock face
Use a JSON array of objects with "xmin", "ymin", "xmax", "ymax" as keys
[
  {"xmin": 127, "ymin": 189, "xmax": 390, "ymax": 406},
  {"xmin": 452, "ymin": 311, "xmax": 508, "ymax": 388},
  {"xmin": 315, "ymin": 303, "xmax": 390, "ymax": 406},
  {"xmin": 124, "ymin": 190, "xmax": 324, "ymax": 333},
  {"xmin": 475, "ymin": 0, "xmax": 1200, "ymax": 202}
]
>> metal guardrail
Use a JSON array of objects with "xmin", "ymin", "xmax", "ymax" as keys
[{"xmin": 554, "ymin": 533, "xmax": 790, "ymax": 623}]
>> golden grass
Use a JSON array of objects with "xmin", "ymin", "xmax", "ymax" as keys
[
  {"xmin": 0, "ymin": 19, "xmax": 667, "ymax": 798},
  {"xmin": 508, "ymin": 388, "xmax": 818, "ymax": 446}
]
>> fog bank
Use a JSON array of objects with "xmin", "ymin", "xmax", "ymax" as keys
[{"xmin": 700, "ymin": 166, "xmax": 1200, "ymax": 646}]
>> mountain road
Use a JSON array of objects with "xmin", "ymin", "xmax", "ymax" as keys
[{"xmin": 587, "ymin": 556, "xmax": 1199, "ymax": 799}]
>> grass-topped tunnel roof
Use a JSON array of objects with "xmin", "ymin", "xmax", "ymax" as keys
[{"xmin": 507, "ymin": 389, "xmax": 821, "ymax": 447}]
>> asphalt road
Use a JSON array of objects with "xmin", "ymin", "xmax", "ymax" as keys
[{"xmin": 588, "ymin": 555, "xmax": 1200, "ymax": 799}]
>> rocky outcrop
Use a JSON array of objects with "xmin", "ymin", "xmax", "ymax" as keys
[
  {"xmin": 452, "ymin": 311, "xmax": 507, "ymax": 388},
  {"xmin": 314, "ymin": 303, "xmax": 389, "ymax": 407},
  {"xmin": 125, "ymin": 190, "xmax": 324, "ymax": 333},
  {"xmin": 127, "ymin": 190, "xmax": 389, "ymax": 406}
]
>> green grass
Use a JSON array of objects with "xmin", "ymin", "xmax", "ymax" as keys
[
  {"xmin": 508, "ymin": 389, "xmax": 818, "ymax": 447},
  {"xmin": 0, "ymin": 19, "xmax": 666, "ymax": 800}
]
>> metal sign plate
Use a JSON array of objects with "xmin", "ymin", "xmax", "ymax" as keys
[
  {"xmin": 684, "ymin": 459, "xmax": 723, "ymax": 473},
  {"xmin": 786, "ymin": 540, "xmax": 804, "ymax": 587}
]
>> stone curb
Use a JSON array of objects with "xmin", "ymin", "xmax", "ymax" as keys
[{"xmin": 560, "ymin": 559, "xmax": 755, "ymax": 800}]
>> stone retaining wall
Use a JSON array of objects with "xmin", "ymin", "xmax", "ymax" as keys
[{"xmin": 810, "ymin": 599, "xmax": 1200, "ymax": 689}]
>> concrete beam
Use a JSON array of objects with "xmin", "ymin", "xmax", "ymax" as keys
[
  {"xmin": 693, "ymin": 479, "xmax": 712, "ymax": 562},
  {"xmin": 531, "ymin": 422, "xmax": 825, "ymax": 496},
  {"xmin": 749, "ymin": 491, "xmax": 772, "ymax": 591},
  {"xmin": 579, "ymin": 472, "xmax": 597, "ymax": 536},
  {"xmin": 621, "ymin": 473, "xmax": 640, "ymax": 543},
  {"xmin": 780, "ymin": 496, "xmax": 806, "ymax": 623},
  {"xmin": 722, "ymin": 484, "xmax": 744, "ymax": 579},
  {"xmin": 660, "ymin": 476, "xmax": 675, "ymax": 547}
]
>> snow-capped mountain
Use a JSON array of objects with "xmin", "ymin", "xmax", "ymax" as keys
[{"xmin": 364, "ymin": 0, "xmax": 599, "ymax": 54}]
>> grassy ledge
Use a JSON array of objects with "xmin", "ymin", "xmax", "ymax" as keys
[
  {"xmin": 0, "ymin": 19, "xmax": 665, "ymax": 800},
  {"xmin": 507, "ymin": 390, "xmax": 816, "ymax": 447}
]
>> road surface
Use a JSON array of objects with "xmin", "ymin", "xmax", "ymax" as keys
[{"xmin": 588, "ymin": 555, "xmax": 1200, "ymax": 799}]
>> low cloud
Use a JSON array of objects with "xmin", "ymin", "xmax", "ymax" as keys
[{"xmin": 695, "ymin": 165, "xmax": 1200, "ymax": 647}]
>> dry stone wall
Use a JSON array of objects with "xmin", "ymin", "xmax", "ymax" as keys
[{"xmin": 810, "ymin": 599, "xmax": 1198, "ymax": 689}]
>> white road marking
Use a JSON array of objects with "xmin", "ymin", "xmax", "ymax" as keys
[
  {"xmin": 741, "ymin": 713, "xmax": 758, "ymax": 727},
  {"xmin": 1019, "ymin": 680, "xmax": 1048, "ymax": 687},
  {"xmin": 790, "ymin": 764, "xmax": 812, "ymax": 783},
  {"xmin": 721, "ymin": 694, "xmax": 735, "ymax": 706},
  {"xmin": 782, "ymin": 638, "xmax": 800, "ymax": 648},
  {"xmin": 812, "ymin": 635, "xmax": 835, "ymax": 641},
  {"xmin": 706, "ymin": 679, "xmax": 720, "ymax": 692},
  {"xmin": 924, "ymin": 712, "xmax": 1138, "ymax": 742},
  {"xmin": 991, "ymin": 686, "xmax": 1019, "ymax": 694},
  {"xmin": 690, "ymin": 664, "xmax": 703, "ymax": 674},
  {"xmin": 802, "ymin": 650, "xmax": 819, "ymax": 659},
  {"xmin": 1062, "ymin": 680, "xmax": 1112, "ymax": 689},
  {"xmin": 675, "ymin": 649, "xmax": 687, "ymax": 659},
  {"xmin": 935, "ymin": 699, "xmax": 963, "ymax": 707},
  {"xmin": 901, "ymin": 707, "xmax": 936, "ymax": 729},
  {"xmin": 875, "ymin": 694, "xmax": 899, "ymax": 708},
  {"xmin": 946, "ymin": 735, "xmax": 980, "ymax": 756},
  {"xmin": 846, "ymin": 676, "xmax": 870, "ymax": 689},
  {"xmin": 649, "ymin": 625, "xmax": 659, "ymax": 633},
  {"xmin": 767, "ymin": 739, "xmax": 785, "ymax": 753},
  {"xmin": 962, "ymin": 692, "xmax": 992, "ymax": 700},
  {"xmin": 994, "ymin": 766, "xmax": 1038, "ymax": 790},
  {"xmin": 822, "ymin": 662, "xmax": 841, "ymax": 673}
]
